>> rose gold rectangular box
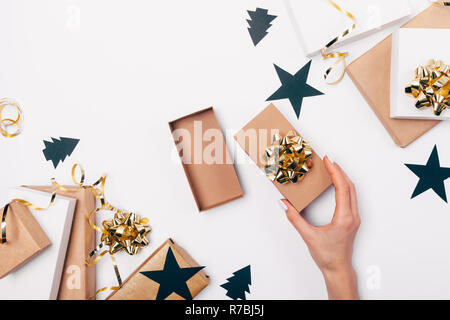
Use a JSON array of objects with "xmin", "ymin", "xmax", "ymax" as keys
[
  {"xmin": 169, "ymin": 107, "xmax": 243, "ymax": 212},
  {"xmin": 107, "ymin": 238, "xmax": 209, "ymax": 300},
  {"xmin": 0, "ymin": 202, "xmax": 51, "ymax": 278},
  {"xmin": 234, "ymin": 103, "xmax": 332, "ymax": 212}
]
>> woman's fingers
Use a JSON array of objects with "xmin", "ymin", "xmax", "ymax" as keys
[
  {"xmin": 279, "ymin": 199, "xmax": 314, "ymax": 240},
  {"xmin": 324, "ymin": 156, "xmax": 352, "ymax": 221},
  {"xmin": 334, "ymin": 163, "xmax": 360, "ymax": 222}
]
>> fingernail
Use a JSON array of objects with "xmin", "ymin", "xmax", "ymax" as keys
[
  {"xmin": 278, "ymin": 199, "xmax": 287, "ymax": 211},
  {"xmin": 326, "ymin": 155, "xmax": 333, "ymax": 163}
]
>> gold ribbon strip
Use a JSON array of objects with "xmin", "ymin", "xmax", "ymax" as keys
[
  {"xmin": 263, "ymin": 131, "xmax": 313, "ymax": 185},
  {"xmin": 429, "ymin": 0, "xmax": 450, "ymax": 6},
  {"xmin": 405, "ymin": 59, "xmax": 450, "ymax": 116},
  {"xmin": 320, "ymin": 0, "xmax": 356, "ymax": 85},
  {"xmin": 0, "ymin": 99, "xmax": 23, "ymax": 138}
]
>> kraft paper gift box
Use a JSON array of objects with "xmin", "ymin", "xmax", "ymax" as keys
[
  {"xmin": 169, "ymin": 107, "xmax": 243, "ymax": 212},
  {"xmin": 107, "ymin": 238, "xmax": 209, "ymax": 300},
  {"xmin": 0, "ymin": 202, "xmax": 51, "ymax": 279},
  {"xmin": 28, "ymin": 185, "xmax": 96, "ymax": 300},
  {"xmin": 285, "ymin": 0, "xmax": 411, "ymax": 56},
  {"xmin": 347, "ymin": 5, "xmax": 450, "ymax": 147},
  {"xmin": 234, "ymin": 103, "xmax": 332, "ymax": 212}
]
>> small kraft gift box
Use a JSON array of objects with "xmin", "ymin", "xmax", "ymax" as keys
[
  {"xmin": 0, "ymin": 201, "xmax": 51, "ymax": 279},
  {"xmin": 107, "ymin": 238, "xmax": 209, "ymax": 300},
  {"xmin": 28, "ymin": 185, "xmax": 97, "ymax": 300},
  {"xmin": 347, "ymin": 5, "xmax": 450, "ymax": 147},
  {"xmin": 169, "ymin": 107, "xmax": 243, "ymax": 212},
  {"xmin": 234, "ymin": 103, "xmax": 332, "ymax": 212}
]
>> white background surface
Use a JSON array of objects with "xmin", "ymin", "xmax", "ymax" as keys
[
  {"xmin": 1, "ymin": 0, "xmax": 450, "ymax": 300},
  {"xmin": 0, "ymin": 188, "xmax": 75, "ymax": 300},
  {"xmin": 391, "ymin": 28, "xmax": 450, "ymax": 120}
]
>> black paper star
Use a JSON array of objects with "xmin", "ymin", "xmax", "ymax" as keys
[
  {"xmin": 140, "ymin": 247, "xmax": 205, "ymax": 300},
  {"xmin": 267, "ymin": 60, "xmax": 323, "ymax": 118},
  {"xmin": 405, "ymin": 145, "xmax": 450, "ymax": 202}
]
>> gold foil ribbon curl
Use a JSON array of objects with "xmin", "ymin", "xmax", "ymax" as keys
[
  {"xmin": 0, "ymin": 99, "xmax": 23, "ymax": 138},
  {"xmin": 321, "ymin": 0, "xmax": 356, "ymax": 85},
  {"xmin": 263, "ymin": 131, "xmax": 313, "ymax": 185},
  {"xmin": 405, "ymin": 59, "xmax": 450, "ymax": 116}
]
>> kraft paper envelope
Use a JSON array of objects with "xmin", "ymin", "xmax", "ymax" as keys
[
  {"xmin": 347, "ymin": 5, "xmax": 450, "ymax": 148},
  {"xmin": 234, "ymin": 103, "xmax": 332, "ymax": 212}
]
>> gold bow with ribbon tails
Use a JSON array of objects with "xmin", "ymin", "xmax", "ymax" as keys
[
  {"xmin": 66, "ymin": 164, "xmax": 151, "ymax": 298},
  {"xmin": 405, "ymin": 59, "xmax": 450, "ymax": 116},
  {"xmin": 321, "ymin": 0, "xmax": 356, "ymax": 85}
]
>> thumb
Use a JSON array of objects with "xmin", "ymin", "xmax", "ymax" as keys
[{"xmin": 280, "ymin": 199, "xmax": 314, "ymax": 239}]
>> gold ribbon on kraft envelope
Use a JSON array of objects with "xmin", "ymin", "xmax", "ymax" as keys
[
  {"xmin": 0, "ymin": 99, "xmax": 23, "ymax": 138},
  {"xmin": 405, "ymin": 59, "xmax": 450, "ymax": 116},
  {"xmin": 263, "ymin": 131, "xmax": 313, "ymax": 185},
  {"xmin": 320, "ymin": 0, "xmax": 356, "ymax": 85}
]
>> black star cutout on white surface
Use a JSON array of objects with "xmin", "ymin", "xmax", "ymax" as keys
[
  {"xmin": 140, "ymin": 247, "xmax": 205, "ymax": 300},
  {"xmin": 266, "ymin": 60, "xmax": 323, "ymax": 119},
  {"xmin": 405, "ymin": 145, "xmax": 450, "ymax": 202}
]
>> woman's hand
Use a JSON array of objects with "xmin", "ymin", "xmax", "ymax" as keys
[{"xmin": 279, "ymin": 156, "xmax": 360, "ymax": 300}]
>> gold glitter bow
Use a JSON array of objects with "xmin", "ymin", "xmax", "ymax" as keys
[
  {"xmin": 405, "ymin": 59, "xmax": 450, "ymax": 116},
  {"xmin": 100, "ymin": 212, "xmax": 150, "ymax": 255},
  {"xmin": 263, "ymin": 131, "xmax": 313, "ymax": 185},
  {"xmin": 0, "ymin": 99, "xmax": 23, "ymax": 138},
  {"xmin": 321, "ymin": 0, "xmax": 356, "ymax": 85}
]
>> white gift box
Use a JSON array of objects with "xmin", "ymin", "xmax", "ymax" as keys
[
  {"xmin": 391, "ymin": 28, "xmax": 450, "ymax": 120},
  {"xmin": 0, "ymin": 187, "xmax": 76, "ymax": 300},
  {"xmin": 285, "ymin": 0, "xmax": 411, "ymax": 56}
]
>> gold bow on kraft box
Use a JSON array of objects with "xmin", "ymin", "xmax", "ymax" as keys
[
  {"xmin": 405, "ymin": 59, "xmax": 450, "ymax": 116},
  {"xmin": 263, "ymin": 131, "xmax": 313, "ymax": 185}
]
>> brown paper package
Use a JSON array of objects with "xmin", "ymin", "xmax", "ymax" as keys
[
  {"xmin": 28, "ymin": 186, "xmax": 96, "ymax": 300},
  {"xmin": 107, "ymin": 238, "xmax": 209, "ymax": 300},
  {"xmin": 347, "ymin": 6, "xmax": 450, "ymax": 148},
  {"xmin": 169, "ymin": 107, "xmax": 243, "ymax": 212},
  {"xmin": 0, "ymin": 202, "xmax": 51, "ymax": 279},
  {"xmin": 234, "ymin": 103, "xmax": 332, "ymax": 212}
]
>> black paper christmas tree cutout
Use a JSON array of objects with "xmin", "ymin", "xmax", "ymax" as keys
[
  {"xmin": 405, "ymin": 145, "xmax": 450, "ymax": 202},
  {"xmin": 247, "ymin": 8, "xmax": 277, "ymax": 46},
  {"xmin": 267, "ymin": 60, "xmax": 324, "ymax": 119},
  {"xmin": 140, "ymin": 247, "xmax": 205, "ymax": 300},
  {"xmin": 220, "ymin": 265, "xmax": 251, "ymax": 300},
  {"xmin": 42, "ymin": 137, "xmax": 79, "ymax": 168}
]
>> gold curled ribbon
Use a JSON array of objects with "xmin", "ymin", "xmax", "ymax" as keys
[
  {"xmin": 320, "ymin": 0, "xmax": 356, "ymax": 85},
  {"xmin": 263, "ymin": 131, "xmax": 313, "ymax": 185},
  {"xmin": 0, "ymin": 98, "xmax": 23, "ymax": 138},
  {"xmin": 405, "ymin": 59, "xmax": 450, "ymax": 116}
]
